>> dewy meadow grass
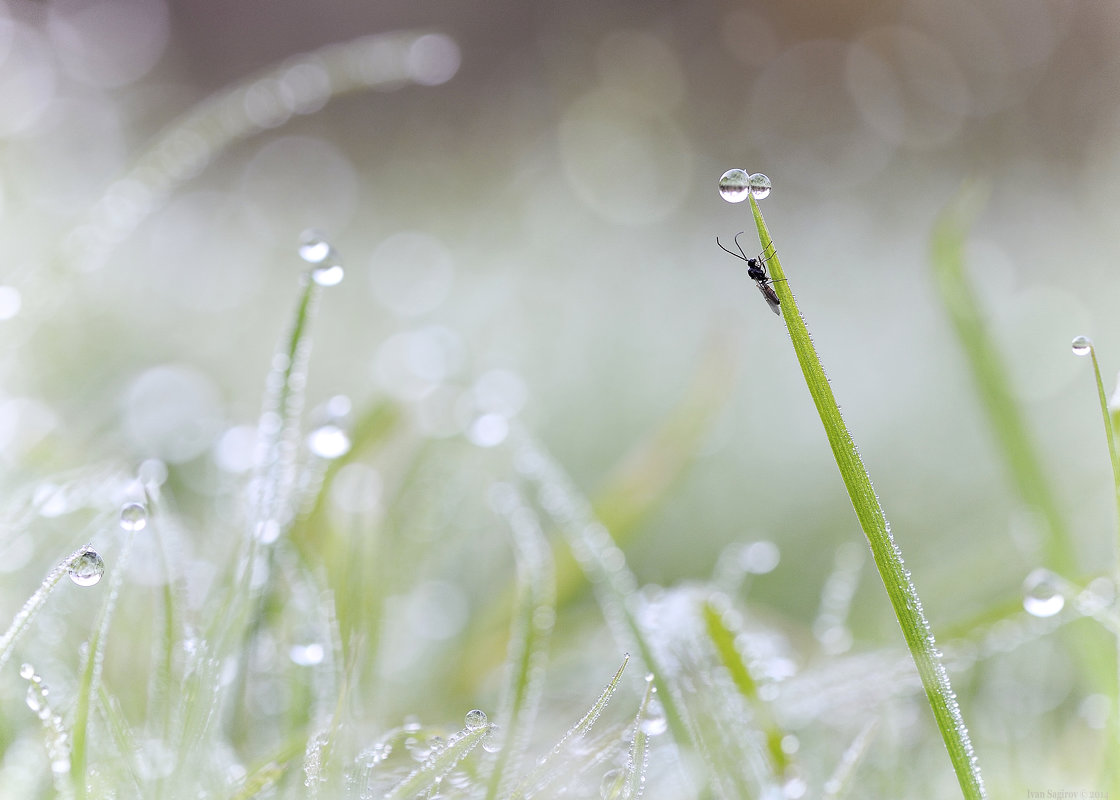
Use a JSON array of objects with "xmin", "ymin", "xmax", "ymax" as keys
[{"xmin": 2, "ymin": 23, "xmax": 1117, "ymax": 800}]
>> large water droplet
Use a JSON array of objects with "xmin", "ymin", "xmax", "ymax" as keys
[
  {"xmin": 298, "ymin": 229, "xmax": 333, "ymax": 264},
  {"xmin": 19, "ymin": 663, "xmax": 34, "ymax": 680},
  {"xmin": 311, "ymin": 263, "xmax": 345, "ymax": 287},
  {"xmin": 481, "ymin": 725, "xmax": 501, "ymax": 753},
  {"xmin": 1022, "ymin": 568, "xmax": 1064, "ymax": 617},
  {"xmin": 119, "ymin": 502, "xmax": 149, "ymax": 532},
  {"xmin": 463, "ymin": 708, "xmax": 488, "ymax": 729},
  {"xmin": 748, "ymin": 172, "xmax": 772, "ymax": 199},
  {"xmin": 1072, "ymin": 335, "xmax": 1092, "ymax": 356},
  {"xmin": 308, "ymin": 424, "xmax": 351, "ymax": 459},
  {"xmin": 69, "ymin": 549, "xmax": 105, "ymax": 587},
  {"xmin": 718, "ymin": 168, "xmax": 751, "ymax": 203}
]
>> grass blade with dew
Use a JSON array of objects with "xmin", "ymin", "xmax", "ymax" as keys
[
  {"xmin": 483, "ymin": 482, "xmax": 556, "ymax": 800},
  {"xmin": 601, "ymin": 674, "xmax": 658, "ymax": 800},
  {"xmin": 929, "ymin": 185, "xmax": 1077, "ymax": 577},
  {"xmin": 72, "ymin": 517, "xmax": 145, "ymax": 799},
  {"xmin": 509, "ymin": 655, "xmax": 628, "ymax": 800},
  {"xmin": 0, "ymin": 544, "xmax": 100, "ymax": 671},
  {"xmin": 746, "ymin": 193, "xmax": 986, "ymax": 799},
  {"xmin": 23, "ymin": 664, "xmax": 75, "ymax": 799},
  {"xmin": 1071, "ymin": 336, "xmax": 1120, "ymax": 542},
  {"xmin": 382, "ymin": 711, "xmax": 496, "ymax": 800}
]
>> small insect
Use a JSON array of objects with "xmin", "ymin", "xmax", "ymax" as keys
[{"xmin": 716, "ymin": 232, "xmax": 782, "ymax": 315}]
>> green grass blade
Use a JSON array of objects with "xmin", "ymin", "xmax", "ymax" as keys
[
  {"xmin": 702, "ymin": 598, "xmax": 790, "ymax": 780},
  {"xmin": 1072, "ymin": 337, "xmax": 1120, "ymax": 541},
  {"xmin": 929, "ymin": 188, "xmax": 1077, "ymax": 577},
  {"xmin": 748, "ymin": 195, "xmax": 985, "ymax": 799}
]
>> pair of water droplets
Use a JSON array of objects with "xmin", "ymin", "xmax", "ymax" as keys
[
  {"xmin": 67, "ymin": 501, "xmax": 149, "ymax": 587},
  {"xmin": 298, "ymin": 230, "xmax": 345, "ymax": 286},
  {"xmin": 717, "ymin": 168, "xmax": 771, "ymax": 203}
]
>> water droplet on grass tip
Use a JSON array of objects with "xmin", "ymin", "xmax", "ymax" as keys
[
  {"xmin": 120, "ymin": 502, "xmax": 148, "ymax": 532},
  {"xmin": 69, "ymin": 549, "xmax": 105, "ymax": 587},
  {"xmin": 1072, "ymin": 335, "xmax": 1092, "ymax": 356},
  {"xmin": 1022, "ymin": 568, "xmax": 1064, "ymax": 617},
  {"xmin": 298, "ymin": 230, "xmax": 332, "ymax": 264},
  {"xmin": 718, "ymin": 168, "xmax": 751, "ymax": 203},
  {"xmin": 19, "ymin": 664, "xmax": 34, "ymax": 680},
  {"xmin": 481, "ymin": 725, "xmax": 501, "ymax": 752},
  {"xmin": 311, "ymin": 263, "xmax": 345, "ymax": 287},
  {"xmin": 464, "ymin": 708, "xmax": 488, "ymax": 729},
  {"xmin": 748, "ymin": 172, "xmax": 772, "ymax": 199}
]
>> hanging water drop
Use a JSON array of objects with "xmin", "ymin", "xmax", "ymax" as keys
[
  {"xmin": 718, "ymin": 169, "xmax": 751, "ymax": 203},
  {"xmin": 298, "ymin": 229, "xmax": 333, "ymax": 264},
  {"xmin": 311, "ymin": 263, "xmax": 345, "ymax": 287},
  {"xmin": 119, "ymin": 501, "xmax": 148, "ymax": 532},
  {"xmin": 463, "ymin": 708, "xmax": 488, "ymax": 729},
  {"xmin": 19, "ymin": 663, "xmax": 34, "ymax": 680},
  {"xmin": 1072, "ymin": 335, "xmax": 1092, "ymax": 356},
  {"xmin": 69, "ymin": 548, "xmax": 105, "ymax": 587},
  {"xmin": 748, "ymin": 172, "xmax": 772, "ymax": 199},
  {"xmin": 1022, "ymin": 568, "xmax": 1064, "ymax": 617},
  {"xmin": 481, "ymin": 725, "xmax": 501, "ymax": 753}
]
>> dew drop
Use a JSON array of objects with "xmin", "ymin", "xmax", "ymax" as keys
[
  {"xmin": 289, "ymin": 642, "xmax": 325, "ymax": 666},
  {"xmin": 463, "ymin": 708, "xmax": 488, "ymax": 729},
  {"xmin": 718, "ymin": 168, "xmax": 751, "ymax": 203},
  {"xmin": 308, "ymin": 424, "xmax": 351, "ymax": 459},
  {"xmin": 25, "ymin": 686, "xmax": 41, "ymax": 713},
  {"xmin": 69, "ymin": 549, "xmax": 105, "ymax": 587},
  {"xmin": 600, "ymin": 768, "xmax": 624, "ymax": 799},
  {"xmin": 1072, "ymin": 335, "xmax": 1092, "ymax": 356},
  {"xmin": 19, "ymin": 663, "xmax": 34, "ymax": 680},
  {"xmin": 748, "ymin": 172, "xmax": 772, "ymax": 200},
  {"xmin": 119, "ymin": 502, "xmax": 149, "ymax": 532},
  {"xmin": 298, "ymin": 229, "xmax": 333, "ymax": 264},
  {"xmin": 311, "ymin": 263, "xmax": 345, "ymax": 287},
  {"xmin": 481, "ymin": 725, "xmax": 501, "ymax": 753},
  {"xmin": 1022, "ymin": 568, "xmax": 1065, "ymax": 617}
]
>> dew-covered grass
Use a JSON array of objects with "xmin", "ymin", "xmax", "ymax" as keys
[{"xmin": 2, "ymin": 10, "xmax": 1120, "ymax": 800}]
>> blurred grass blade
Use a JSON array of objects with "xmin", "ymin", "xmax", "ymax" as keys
[
  {"xmin": 0, "ymin": 544, "xmax": 94, "ymax": 671},
  {"xmin": 822, "ymin": 718, "xmax": 878, "ymax": 800},
  {"xmin": 929, "ymin": 186, "xmax": 1077, "ymax": 577},
  {"xmin": 509, "ymin": 429, "xmax": 690, "ymax": 747},
  {"xmin": 749, "ymin": 195, "xmax": 986, "ymax": 799},
  {"xmin": 702, "ymin": 597, "xmax": 791, "ymax": 779},
  {"xmin": 484, "ymin": 483, "xmax": 556, "ymax": 800}
]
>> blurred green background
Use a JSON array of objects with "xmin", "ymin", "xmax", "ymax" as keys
[{"xmin": 1, "ymin": 0, "xmax": 1119, "ymax": 794}]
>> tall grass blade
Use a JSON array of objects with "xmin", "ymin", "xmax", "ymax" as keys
[{"xmin": 748, "ymin": 195, "xmax": 985, "ymax": 799}]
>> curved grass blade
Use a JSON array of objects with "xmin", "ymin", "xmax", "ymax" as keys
[
  {"xmin": 748, "ymin": 195, "xmax": 985, "ymax": 799},
  {"xmin": 1071, "ymin": 337, "xmax": 1120, "ymax": 545}
]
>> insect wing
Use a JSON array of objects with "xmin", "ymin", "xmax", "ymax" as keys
[{"xmin": 757, "ymin": 282, "xmax": 781, "ymax": 315}]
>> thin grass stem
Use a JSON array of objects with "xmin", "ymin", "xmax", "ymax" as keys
[{"xmin": 748, "ymin": 194, "xmax": 985, "ymax": 799}]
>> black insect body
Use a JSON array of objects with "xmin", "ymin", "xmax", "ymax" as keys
[{"xmin": 716, "ymin": 232, "xmax": 782, "ymax": 315}]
